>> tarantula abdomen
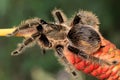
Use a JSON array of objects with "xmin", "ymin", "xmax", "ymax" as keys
[{"xmin": 67, "ymin": 25, "xmax": 101, "ymax": 54}]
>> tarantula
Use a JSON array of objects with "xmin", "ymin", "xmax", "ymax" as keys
[{"xmin": 7, "ymin": 9, "xmax": 110, "ymax": 79}]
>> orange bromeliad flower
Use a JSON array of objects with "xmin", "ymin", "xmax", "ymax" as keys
[{"xmin": 0, "ymin": 9, "xmax": 120, "ymax": 80}]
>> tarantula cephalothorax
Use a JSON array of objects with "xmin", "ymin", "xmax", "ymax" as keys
[{"xmin": 7, "ymin": 9, "xmax": 110, "ymax": 79}]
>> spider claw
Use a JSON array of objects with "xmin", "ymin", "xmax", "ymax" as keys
[{"xmin": 11, "ymin": 50, "xmax": 20, "ymax": 56}]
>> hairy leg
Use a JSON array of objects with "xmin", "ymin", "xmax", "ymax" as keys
[
  {"xmin": 68, "ymin": 45, "xmax": 111, "ymax": 65},
  {"xmin": 11, "ymin": 32, "xmax": 41, "ymax": 56},
  {"xmin": 55, "ymin": 45, "xmax": 79, "ymax": 79},
  {"xmin": 7, "ymin": 18, "xmax": 47, "ymax": 36},
  {"xmin": 52, "ymin": 9, "xmax": 67, "ymax": 24}
]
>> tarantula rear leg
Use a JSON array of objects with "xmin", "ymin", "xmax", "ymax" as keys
[
  {"xmin": 71, "ymin": 11, "xmax": 100, "ymax": 30},
  {"xmin": 55, "ymin": 45, "xmax": 79, "ymax": 80},
  {"xmin": 52, "ymin": 9, "xmax": 67, "ymax": 24}
]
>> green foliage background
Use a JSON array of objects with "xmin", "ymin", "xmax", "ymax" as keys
[{"xmin": 0, "ymin": 0, "xmax": 120, "ymax": 80}]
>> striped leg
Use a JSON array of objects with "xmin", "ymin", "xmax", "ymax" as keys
[
  {"xmin": 52, "ymin": 9, "xmax": 67, "ymax": 24},
  {"xmin": 55, "ymin": 45, "xmax": 79, "ymax": 80},
  {"xmin": 7, "ymin": 18, "xmax": 47, "ymax": 36},
  {"xmin": 11, "ymin": 32, "xmax": 41, "ymax": 56},
  {"xmin": 67, "ymin": 45, "xmax": 111, "ymax": 66}
]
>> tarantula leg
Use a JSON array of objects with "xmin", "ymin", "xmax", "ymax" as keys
[
  {"xmin": 11, "ymin": 32, "xmax": 41, "ymax": 56},
  {"xmin": 71, "ymin": 15, "xmax": 81, "ymax": 26},
  {"xmin": 55, "ymin": 45, "xmax": 64, "ymax": 57},
  {"xmin": 52, "ymin": 9, "xmax": 67, "ymax": 24},
  {"xmin": 7, "ymin": 23, "xmax": 33, "ymax": 37},
  {"xmin": 68, "ymin": 45, "xmax": 111, "ymax": 65},
  {"xmin": 55, "ymin": 45, "xmax": 79, "ymax": 79},
  {"xmin": 6, "ymin": 28, "xmax": 19, "ymax": 36},
  {"xmin": 38, "ymin": 34, "xmax": 52, "ymax": 48},
  {"xmin": 7, "ymin": 18, "xmax": 47, "ymax": 37},
  {"xmin": 68, "ymin": 45, "xmax": 88, "ymax": 59},
  {"xmin": 73, "ymin": 11, "xmax": 100, "ymax": 30}
]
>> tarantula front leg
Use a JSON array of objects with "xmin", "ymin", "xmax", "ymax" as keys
[
  {"xmin": 7, "ymin": 18, "xmax": 47, "ymax": 37},
  {"xmin": 11, "ymin": 32, "xmax": 41, "ymax": 56},
  {"xmin": 55, "ymin": 45, "xmax": 79, "ymax": 80}
]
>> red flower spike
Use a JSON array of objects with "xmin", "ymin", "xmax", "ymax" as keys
[
  {"xmin": 63, "ymin": 37, "xmax": 120, "ymax": 80},
  {"xmin": 83, "ymin": 63, "xmax": 99, "ymax": 73},
  {"xmin": 74, "ymin": 60, "xmax": 86, "ymax": 70},
  {"xmin": 99, "ymin": 70, "xmax": 112, "ymax": 79}
]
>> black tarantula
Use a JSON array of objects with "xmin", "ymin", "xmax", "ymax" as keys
[{"xmin": 7, "ymin": 9, "xmax": 109, "ymax": 79}]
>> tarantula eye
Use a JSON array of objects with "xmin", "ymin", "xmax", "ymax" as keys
[
  {"xmin": 36, "ymin": 24, "xmax": 43, "ymax": 32},
  {"xmin": 67, "ymin": 25, "xmax": 101, "ymax": 54}
]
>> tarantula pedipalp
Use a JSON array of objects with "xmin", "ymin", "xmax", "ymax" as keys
[{"xmin": 7, "ymin": 9, "xmax": 111, "ymax": 79}]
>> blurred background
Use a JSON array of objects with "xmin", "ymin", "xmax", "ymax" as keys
[{"xmin": 0, "ymin": 0, "xmax": 120, "ymax": 80}]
